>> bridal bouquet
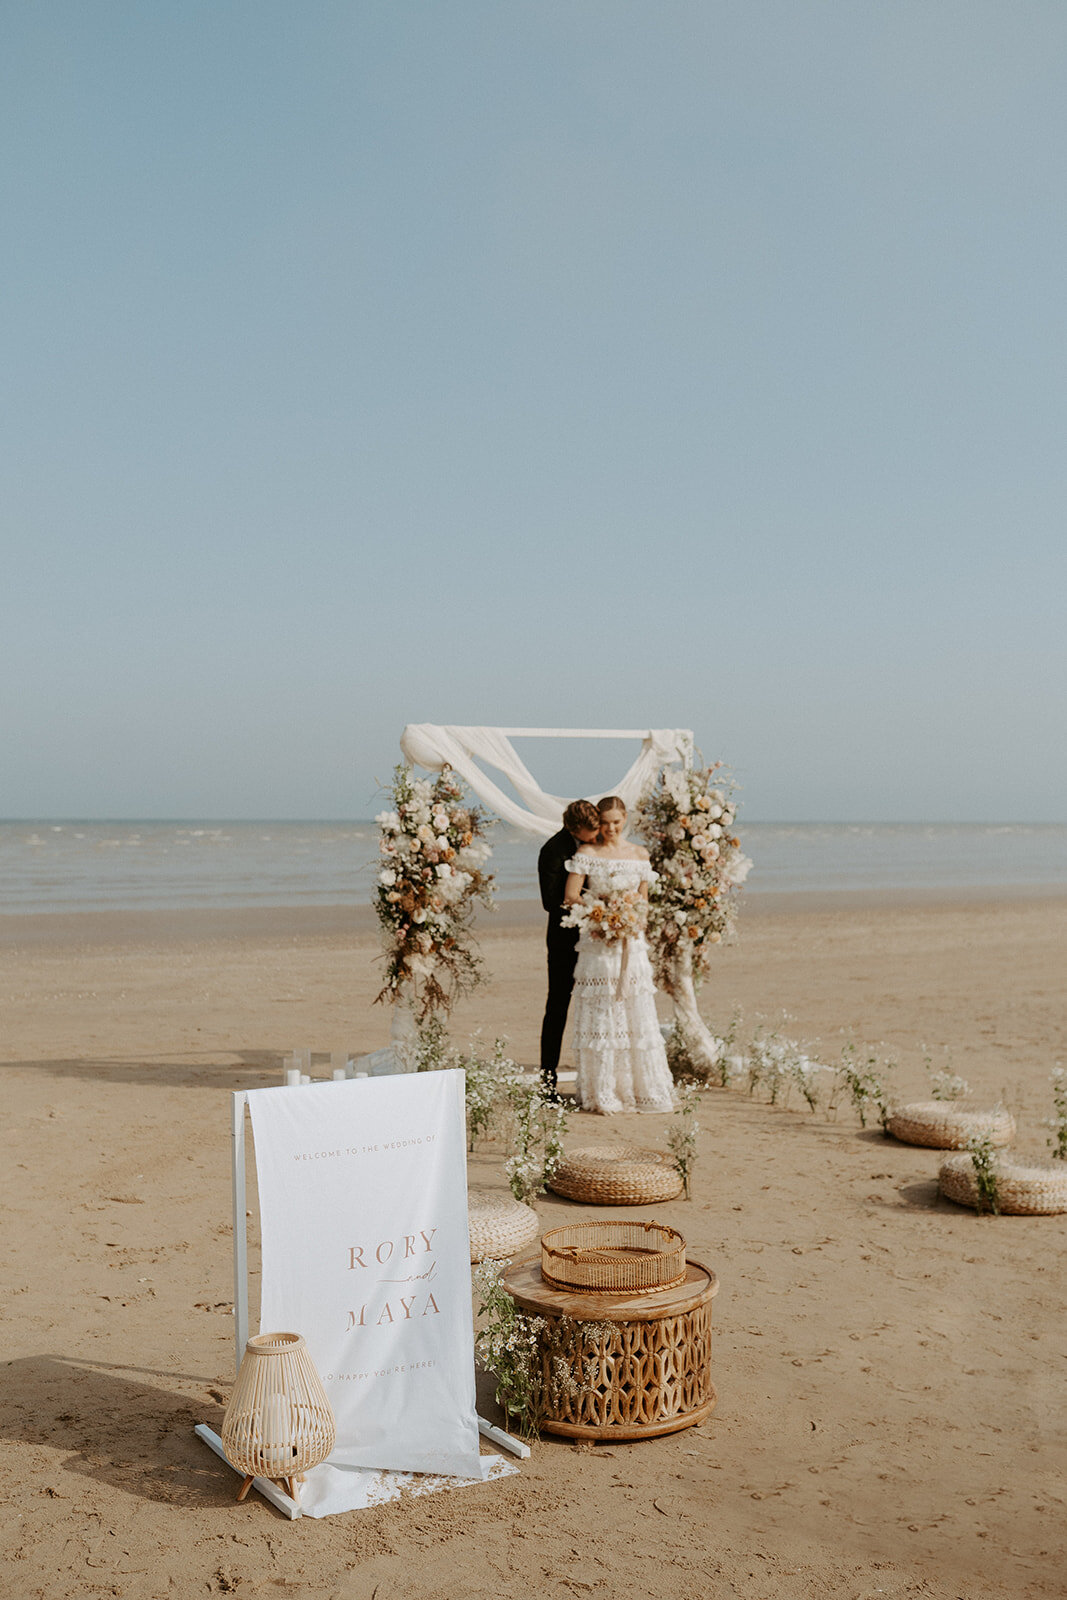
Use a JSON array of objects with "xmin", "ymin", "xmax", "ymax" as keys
[
  {"xmin": 634, "ymin": 762, "xmax": 751, "ymax": 988},
  {"xmin": 374, "ymin": 764, "xmax": 494, "ymax": 1018},
  {"xmin": 561, "ymin": 887, "xmax": 647, "ymax": 944}
]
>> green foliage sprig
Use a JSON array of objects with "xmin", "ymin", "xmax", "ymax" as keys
[
  {"xmin": 966, "ymin": 1130, "xmax": 1001, "ymax": 1215},
  {"xmin": 504, "ymin": 1079, "xmax": 568, "ymax": 1206},
  {"xmin": 473, "ymin": 1261, "xmax": 615, "ymax": 1439},
  {"xmin": 666, "ymin": 1083, "xmax": 701, "ymax": 1200},
  {"xmin": 837, "ymin": 1043, "xmax": 895, "ymax": 1134},
  {"xmin": 1045, "ymin": 1065, "xmax": 1067, "ymax": 1161}
]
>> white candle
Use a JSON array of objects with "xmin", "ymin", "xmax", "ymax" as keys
[
  {"xmin": 260, "ymin": 1393, "xmax": 292, "ymax": 1473},
  {"xmin": 285, "ymin": 1068, "xmax": 301, "ymax": 1087},
  {"xmin": 331, "ymin": 1068, "xmax": 346, "ymax": 1081},
  {"xmin": 300, "ymin": 1074, "xmax": 311, "ymax": 1086}
]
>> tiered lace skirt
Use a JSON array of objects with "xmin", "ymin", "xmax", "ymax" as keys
[{"xmin": 570, "ymin": 933, "xmax": 676, "ymax": 1114}]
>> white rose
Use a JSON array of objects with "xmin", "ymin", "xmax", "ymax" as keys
[
  {"xmin": 708, "ymin": 823, "xmax": 722, "ymax": 839},
  {"xmin": 708, "ymin": 804, "xmax": 722, "ymax": 820},
  {"xmin": 379, "ymin": 869, "xmax": 397, "ymax": 886},
  {"xmin": 674, "ymin": 910, "xmax": 688, "ymax": 925},
  {"xmin": 436, "ymin": 863, "xmax": 452, "ymax": 878}
]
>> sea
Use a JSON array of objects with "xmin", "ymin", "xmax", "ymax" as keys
[{"xmin": 1, "ymin": 820, "xmax": 1066, "ymax": 916}]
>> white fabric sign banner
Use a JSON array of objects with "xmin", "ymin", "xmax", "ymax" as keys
[{"xmin": 246, "ymin": 1071, "xmax": 483, "ymax": 1483}]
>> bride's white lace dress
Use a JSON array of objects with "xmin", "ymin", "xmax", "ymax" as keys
[{"xmin": 565, "ymin": 853, "xmax": 677, "ymax": 1115}]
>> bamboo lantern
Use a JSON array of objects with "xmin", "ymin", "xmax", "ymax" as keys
[{"xmin": 220, "ymin": 1332, "xmax": 336, "ymax": 1502}]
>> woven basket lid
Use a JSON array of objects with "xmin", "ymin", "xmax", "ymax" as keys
[
  {"xmin": 468, "ymin": 1188, "xmax": 540, "ymax": 1263},
  {"xmin": 887, "ymin": 1101, "xmax": 1016, "ymax": 1150},
  {"xmin": 938, "ymin": 1153, "xmax": 1067, "ymax": 1215},
  {"xmin": 541, "ymin": 1220, "xmax": 687, "ymax": 1293},
  {"xmin": 548, "ymin": 1145, "xmax": 683, "ymax": 1206}
]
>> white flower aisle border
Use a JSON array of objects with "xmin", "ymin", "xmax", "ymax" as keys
[
  {"xmin": 634, "ymin": 760, "xmax": 752, "ymax": 1074},
  {"xmin": 374, "ymin": 765, "xmax": 495, "ymax": 1062}
]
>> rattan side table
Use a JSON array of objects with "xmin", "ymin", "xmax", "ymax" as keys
[{"xmin": 503, "ymin": 1257, "xmax": 719, "ymax": 1441}]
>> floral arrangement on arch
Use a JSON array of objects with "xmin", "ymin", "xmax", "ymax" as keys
[
  {"xmin": 374, "ymin": 765, "xmax": 494, "ymax": 1019},
  {"xmin": 634, "ymin": 762, "xmax": 752, "ymax": 989}
]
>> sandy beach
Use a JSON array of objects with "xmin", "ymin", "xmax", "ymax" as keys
[{"xmin": 2, "ymin": 893, "xmax": 1065, "ymax": 1600}]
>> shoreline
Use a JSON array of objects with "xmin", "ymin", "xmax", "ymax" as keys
[{"xmin": 2, "ymin": 883, "xmax": 1066, "ymax": 947}]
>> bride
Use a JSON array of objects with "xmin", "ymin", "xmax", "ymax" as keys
[{"xmin": 563, "ymin": 796, "xmax": 676, "ymax": 1115}]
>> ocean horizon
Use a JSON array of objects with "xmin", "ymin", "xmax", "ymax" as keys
[{"xmin": 2, "ymin": 818, "xmax": 1066, "ymax": 916}]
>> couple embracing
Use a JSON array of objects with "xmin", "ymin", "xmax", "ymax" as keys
[{"xmin": 538, "ymin": 795, "xmax": 676, "ymax": 1115}]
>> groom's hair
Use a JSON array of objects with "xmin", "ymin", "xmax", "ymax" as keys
[{"xmin": 563, "ymin": 799, "xmax": 600, "ymax": 833}]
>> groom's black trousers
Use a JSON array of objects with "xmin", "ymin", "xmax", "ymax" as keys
[{"xmin": 540, "ymin": 930, "xmax": 579, "ymax": 1092}]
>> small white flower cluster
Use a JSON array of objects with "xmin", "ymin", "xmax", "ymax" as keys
[
  {"xmin": 635, "ymin": 762, "xmax": 752, "ymax": 986},
  {"xmin": 746, "ymin": 1032, "xmax": 832, "ymax": 1110},
  {"xmin": 458, "ymin": 1036, "xmax": 523, "ymax": 1150},
  {"xmin": 666, "ymin": 1082, "xmax": 701, "ymax": 1198},
  {"xmin": 1045, "ymin": 1063, "xmax": 1067, "ymax": 1161},
  {"xmin": 929, "ymin": 1070, "xmax": 971, "ymax": 1102},
  {"xmin": 472, "ymin": 1260, "xmax": 547, "ymax": 1435},
  {"xmin": 504, "ymin": 1079, "xmax": 568, "ymax": 1205}
]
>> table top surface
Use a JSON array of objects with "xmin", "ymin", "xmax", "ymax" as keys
[{"xmin": 503, "ymin": 1257, "xmax": 718, "ymax": 1320}]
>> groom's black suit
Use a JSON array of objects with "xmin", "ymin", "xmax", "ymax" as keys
[{"xmin": 538, "ymin": 827, "xmax": 582, "ymax": 1093}]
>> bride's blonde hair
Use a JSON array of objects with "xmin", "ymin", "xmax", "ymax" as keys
[{"xmin": 597, "ymin": 795, "xmax": 626, "ymax": 816}]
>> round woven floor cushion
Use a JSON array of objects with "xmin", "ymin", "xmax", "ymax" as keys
[
  {"xmin": 887, "ymin": 1101, "xmax": 1016, "ymax": 1150},
  {"xmin": 939, "ymin": 1153, "xmax": 1067, "ymax": 1215},
  {"xmin": 548, "ymin": 1145, "xmax": 683, "ymax": 1206},
  {"xmin": 467, "ymin": 1189, "xmax": 540, "ymax": 1263}
]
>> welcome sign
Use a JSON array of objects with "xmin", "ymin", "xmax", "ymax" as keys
[{"xmin": 246, "ymin": 1070, "xmax": 486, "ymax": 1498}]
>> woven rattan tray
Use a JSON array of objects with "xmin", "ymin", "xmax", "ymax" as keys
[
  {"xmin": 938, "ymin": 1153, "xmax": 1067, "ymax": 1215},
  {"xmin": 887, "ymin": 1101, "xmax": 1015, "ymax": 1150},
  {"xmin": 541, "ymin": 1220, "xmax": 687, "ymax": 1293},
  {"xmin": 547, "ymin": 1145, "xmax": 684, "ymax": 1206},
  {"xmin": 467, "ymin": 1189, "xmax": 541, "ymax": 1263}
]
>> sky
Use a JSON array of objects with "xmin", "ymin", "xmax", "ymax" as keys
[{"xmin": 3, "ymin": 2, "xmax": 1065, "ymax": 822}]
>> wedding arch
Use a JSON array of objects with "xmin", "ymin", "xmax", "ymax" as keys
[{"xmin": 397, "ymin": 725, "xmax": 726, "ymax": 1069}]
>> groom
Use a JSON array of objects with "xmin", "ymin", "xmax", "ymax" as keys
[{"xmin": 538, "ymin": 798, "xmax": 601, "ymax": 1096}]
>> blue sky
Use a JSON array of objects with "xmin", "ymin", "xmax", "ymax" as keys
[{"xmin": 3, "ymin": 2, "xmax": 1065, "ymax": 821}]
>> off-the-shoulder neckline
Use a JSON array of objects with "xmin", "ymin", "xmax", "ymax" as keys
[{"xmin": 568, "ymin": 850, "xmax": 650, "ymax": 865}]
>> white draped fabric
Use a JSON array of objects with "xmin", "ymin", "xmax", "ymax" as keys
[{"xmin": 399, "ymin": 725, "xmax": 693, "ymax": 838}]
